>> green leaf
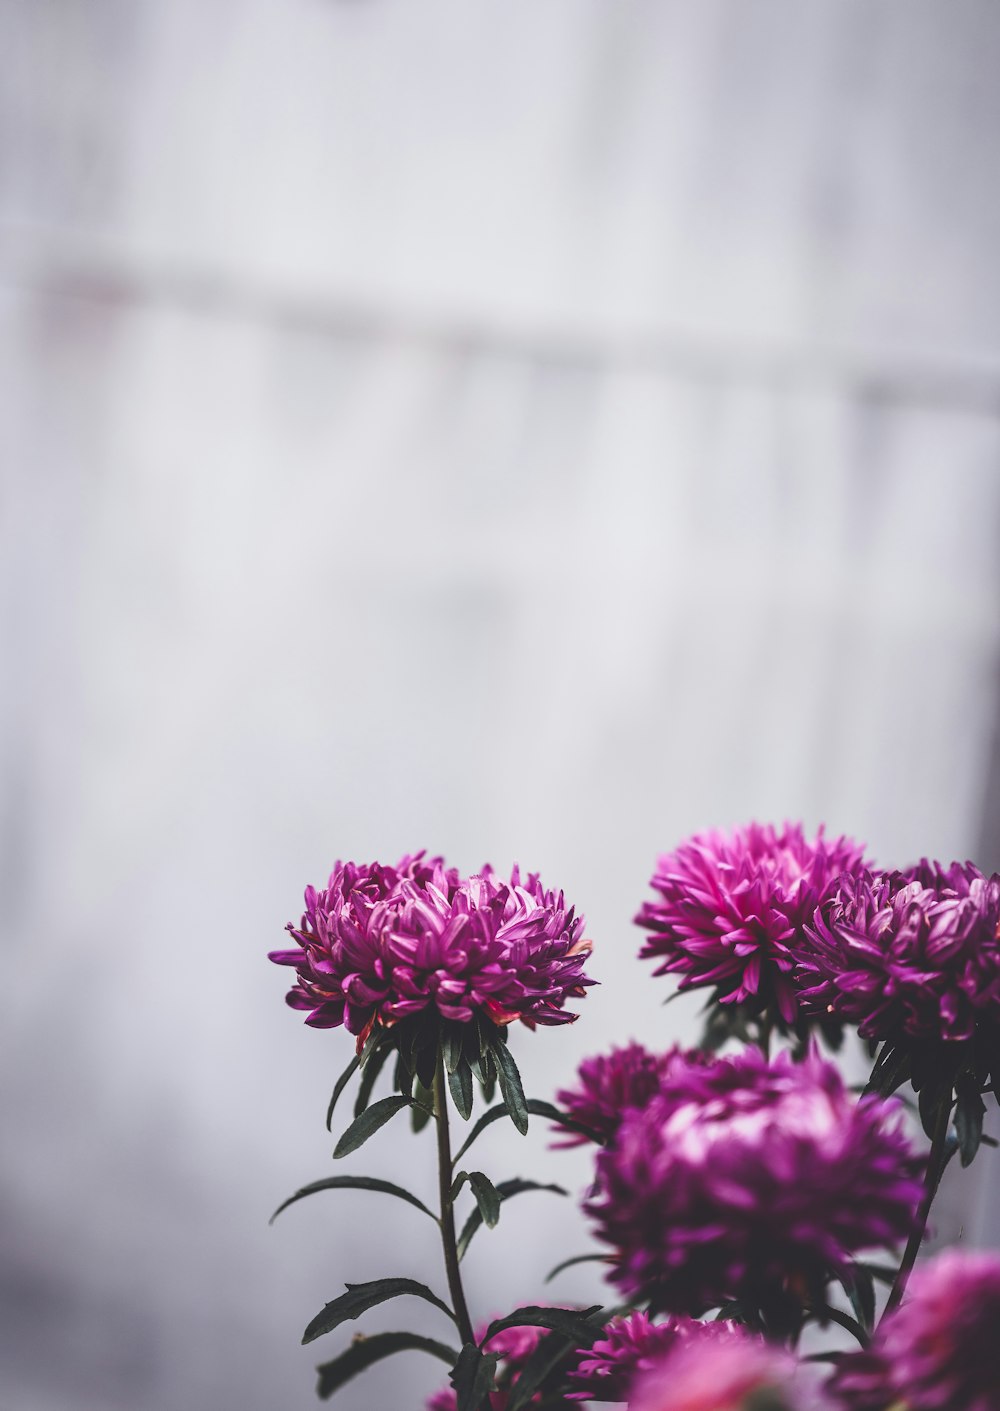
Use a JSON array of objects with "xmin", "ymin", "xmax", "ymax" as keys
[
  {"xmin": 451, "ymin": 1098, "xmax": 601, "ymax": 1169},
  {"xmin": 457, "ymin": 1180, "xmax": 568, "ymax": 1261},
  {"xmin": 327, "ymin": 1054, "xmax": 361, "ymax": 1131},
  {"xmin": 449, "ymin": 1059, "xmax": 474, "ymax": 1121},
  {"xmin": 468, "ymin": 1172, "xmax": 501, "ymax": 1228},
  {"xmin": 839, "ymin": 1266, "xmax": 876, "ymax": 1334},
  {"xmin": 412, "ymin": 1077, "xmax": 434, "ymax": 1133},
  {"xmin": 315, "ymin": 1331, "xmax": 459, "ymax": 1400},
  {"xmin": 302, "ymin": 1277, "xmax": 456, "ymax": 1345},
  {"xmin": 490, "ymin": 1037, "xmax": 529, "ymax": 1135},
  {"xmin": 442, "ymin": 1026, "xmax": 464, "ymax": 1076},
  {"xmin": 333, "ymin": 1096, "xmax": 414, "ymax": 1159},
  {"xmin": 505, "ymin": 1320, "xmax": 602, "ymax": 1411},
  {"xmin": 354, "ymin": 1041, "xmax": 393, "ymax": 1118},
  {"xmin": 269, "ymin": 1175, "xmax": 437, "ymax": 1225},
  {"xmin": 917, "ymin": 1082, "xmax": 948, "ymax": 1142},
  {"xmin": 450, "ymin": 1343, "xmax": 498, "ymax": 1411},
  {"xmin": 451, "ymin": 1170, "xmax": 470, "ymax": 1201},
  {"xmin": 544, "ymin": 1253, "xmax": 609, "ymax": 1284},
  {"xmin": 480, "ymin": 1305, "xmax": 602, "ymax": 1347},
  {"xmin": 955, "ymin": 1074, "xmax": 986, "ymax": 1167}
]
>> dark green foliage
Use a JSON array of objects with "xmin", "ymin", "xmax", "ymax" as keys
[
  {"xmin": 544, "ymin": 1253, "xmax": 609, "ymax": 1284},
  {"xmin": 467, "ymin": 1172, "xmax": 501, "ymax": 1228},
  {"xmin": 480, "ymin": 1306, "xmax": 603, "ymax": 1347},
  {"xmin": 302, "ymin": 1277, "xmax": 455, "ymax": 1345},
  {"xmin": 456, "ymin": 1180, "xmax": 568, "ymax": 1260},
  {"xmin": 333, "ymin": 1095, "xmax": 414, "ymax": 1158},
  {"xmin": 838, "ymin": 1265, "xmax": 876, "ymax": 1335},
  {"xmin": 489, "ymin": 1034, "xmax": 529, "ymax": 1134},
  {"xmin": 326, "ymin": 1054, "xmax": 361, "ymax": 1131},
  {"xmin": 269, "ymin": 1175, "xmax": 436, "ymax": 1225},
  {"xmin": 314, "ymin": 1332, "xmax": 459, "ymax": 1400},
  {"xmin": 450, "ymin": 1343, "xmax": 498, "ymax": 1411},
  {"xmin": 354, "ymin": 1041, "xmax": 393, "ymax": 1118},
  {"xmin": 955, "ymin": 1071, "xmax": 987, "ymax": 1166}
]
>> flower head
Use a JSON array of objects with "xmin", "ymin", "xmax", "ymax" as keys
[
  {"xmin": 797, "ymin": 862, "xmax": 1000, "ymax": 1044},
  {"xmin": 828, "ymin": 1250, "xmax": 1000, "ymax": 1411},
  {"xmin": 630, "ymin": 1331, "xmax": 820, "ymax": 1411},
  {"xmin": 554, "ymin": 1043, "xmax": 707, "ymax": 1148},
  {"xmin": 585, "ymin": 1048, "xmax": 921, "ymax": 1316},
  {"xmin": 271, "ymin": 853, "xmax": 594, "ymax": 1045},
  {"xmin": 566, "ymin": 1311, "xmax": 743, "ymax": 1402},
  {"xmin": 636, "ymin": 823, "xmax": 868, "ymax": 1026}
]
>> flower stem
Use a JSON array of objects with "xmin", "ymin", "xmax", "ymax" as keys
[
  {"xmin": 434, "ymin": 1050, "xmax": 475, "ymax": 1346},
  {"xmin": 882, "ymin": 1095, "xmax": 952, "ymax": 1320}
]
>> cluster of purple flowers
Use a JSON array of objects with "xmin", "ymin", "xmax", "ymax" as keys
[
  {"xmin": 270, "ymin": 853, "xmax": 594, "ymax": 1046},
  {"xmin": 581, "ymin": 1046, "xmax": 921, "ymax": 1317}
]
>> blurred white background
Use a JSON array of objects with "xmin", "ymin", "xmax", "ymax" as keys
[{"xmin": 3, "ymin": 2, "xmax": 1000, "ymax": 1408}]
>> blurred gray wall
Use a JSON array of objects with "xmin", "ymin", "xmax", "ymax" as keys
[{"xmin": 3, "ymin": 2, "xmax": 1000, "ymax": 1409}]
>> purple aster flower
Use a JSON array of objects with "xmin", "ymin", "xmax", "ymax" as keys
[
  {"xmin": 630, "ymin": 1332, "xmax": 824, "ymax": 1411},
  {"xmin": 636, "ymin": 823, "xmax": 868, "ymax": 1028},
  {"xmin": 828, "ymin": 1249, "xmax": 1000, "ymax": 1411},
  {"xmin": 566, "ymin": 1311, "xmax": 743, "ymax": 1402},
  {"xmin": 553, "ymin": 1043, "xmax": 708, "ymax": 1148},
  {"xmin": 585, "ymin": 1048, "xmax": 922, "ymax": 1319},
  {"xmin": 797, "ymin": 862, "xmax": 1000, "ymax": 1045},
  {"xmin": 270, "ymin": 853, "xmax": 594, "ymax": 1047}
]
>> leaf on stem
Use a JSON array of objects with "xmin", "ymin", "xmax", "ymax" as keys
[
  {"xmin": 270, "ymin": 1175, "xmax": 436, "ymax": 1225},
  {"xmin": 955, "ymin": 1074, "xmax": 987, "ymax": 1167},
  {"xmin": 314, "ymin": 1331, "xmax": 459, "ymax": 1400},
  {"xmin": 468, "ymin": 1172, "xmax": 501, "ymax": 1229},
  {"xmin": 451, "ymin": 1099, "xmax": 601, "ymax": 1168},
  {"xmin": 448, "ymin": 1059, "xmax": 474, "ymax": 1121},
  {"xmin": 327, "ymin": 1054, "xmax": 361, "ymax": 1131},
  {"xmin": 302, "ymin": 1277, "xmax": 456, "ymax": 1345},
  {"xmin": 838, "ymin": 1265, "xmax": 876, "ymax": 1334},
  {"xmin": 333, "ymin": 1095, "xmax": 414, "ymax": 1159},
  {"xmin": 480, "ymin": 1306, "xmax": 603, "ymax": 1346},
  {"xmin": 457, "ymin": 1181, "xmax": 568, "ymax": 1261},
  {"xmin": 489, "ymin": 1036, "xmax": 529, "ymax": 1135},
  {"xmin": 544, "ymin": 1253, "xmax": 610, "ymax": 1284},
  {"xmin": 450, "ymin": 1343, "xmax": 499, "ymax": 1411},
  {"xmin": 354, "ymin": 1041, "xmax": 393, "ymax": 1118},
  {"xmin": 504, "ymin": 1318, "xmax": 603, "ymax": 1411}
]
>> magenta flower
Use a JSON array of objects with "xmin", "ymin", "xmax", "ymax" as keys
[
  {"xmin": 797, "ymin": 861, "xmax": 1000, "ymax": 1045},
  {"xmin": 566, "ymin": 1311, "xmax": 743, "ymax": 1402},
  {"xmin": 585, "ymin": 1048, "xmax": 921, "ymax": 1318},
  {"xmin": 271, "ymin": 853, "xmax": 594, "ymax": 1046},
  {"xmin": 828, "ymin": 1250, "xmax": 1000, "ymax": 1411},
  {"xmin": 553, "ymin": 1043, "xmax": 708, "ymax": 1148},
  {"xmin": 636, "ymin": 823, "xmax": 868, "ymax": 1027},
  {"xmin": 630, "ymin": 1332, "xmax": 822, "ymax": 1411}
]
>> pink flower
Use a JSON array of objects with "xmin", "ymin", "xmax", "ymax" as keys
[
  {"xmin": 630, "ymin": 1332, "xmax": 822, "ymax": 1411},
  {"xmin": 271, "ymin": 854, "xmax": 594, "ymax": 1046},
  {"xmin": 636, "ymin": 823, "xmax": 868, "ymax": 1027}
]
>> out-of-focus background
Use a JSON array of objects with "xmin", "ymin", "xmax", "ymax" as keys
[{"xmin": 3, "ymin": 2, "xmax": 1000, "ymax": 1408}]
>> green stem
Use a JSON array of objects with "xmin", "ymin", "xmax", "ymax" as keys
[
  {"xmin": 882, "ymin": 1096, "xmax": 952, "ymax": 1320},
  {"xmin": 434, "ymin": 1051, "xmax": 475, "ymax": 1346}
]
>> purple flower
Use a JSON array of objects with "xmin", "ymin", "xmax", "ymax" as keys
[
  {"xmin": 797, "ymin": 862, "xmax": 1000, "ymax": 1044},
  {"xmin": 630, "ymin": 1332, "xmax": 822, "ymax": 1411},
  {"xmin": 554, "ymin": 1043, "xmax": 708, "ymax": 1148},
  {"xmin": 636, "ymin": 823, "xmax": 868, "ymax": 1026},
  {"xmin": 271, "ymin": 853, "xmax": 594, "ymax": 1046},
  {"xmin": 828, "ymin": 1250, "xmax": 1000, "ymax": 1411},
  {"xmin": 585, "ymin": 1048, "xmax": 921, "ymax": 1317},
  {"xmin": 566, "ymin": 1311, "xmax": 743, "ymax": 1402}
]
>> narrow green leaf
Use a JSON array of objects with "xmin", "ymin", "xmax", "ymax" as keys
[
  {"xmin": 327, "ymin": 1054, "xmax": 361, "ymax": 1131},
  {"xmin": 412, "ymin": 1077, "xmax": 434, "ymax": 1133},
  {"xmin": 468, "ymin": 1171, "xmax": 501, "ymax": 1228},
  {"xmin": 918, "ymin": 1083, "xmax": 947, "ymax": 1142},
  {"xmin": 302, "ymin": 1277, "xmax": 456, "ymax": 1345},
  {"xmin": 442, "ymin": 1026, "xmax": 464, "ymax": 1076},
  {"xmin": 450, "ymin": 1343, "xmax": 498, "ymax": 1411},
  {"xmin": 544, "ymin": 1253, "xmax": 609, "ymax": 1284},
  {"xmin": 481, "ymin": 1305, "xmax": 602, "ymax": 1347},
  {"xmin": 505, "ymin": 1323, "xmax": 601, "ymax": 1411},
  {"xmin": 839, "ymin": 1266, "xmax": 876, "ymax": 1334},
  {"xmin": 451, "ymin": 1170, "xmax": 470, "ymax": 1201},
  {"xmin": 955, "ymin": 1075, "xmax": 986, "ymax": 1167},
  {"xmin": 449, "ymin": 1059, "xmax": 474, "ymax": 1121},
  {"xmin": 354, "ymin": 1041, "xmax": 393, "ymax": 1118},
  {"xmin": 457, "ymin": 1180, "xmax": 568, "ymax": 1261},
  {"xmin": 333, "ymin": 1095, "xmax": 413, "ymax": 1159},
  {"xmin": 491, "ymin": 1038, "xmax": 529, "ymax": 1134},
  {"xmin": 451, "ymin": 1098, "xmax": 602, "ymax": 1168},
  {"xmin": 270, "ymin": 1175, "xmax": 436, "ymax": 1225},
  {"xmin": 315, "ymin": 1331, "xmax": 459, "ymax": 1400}
]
